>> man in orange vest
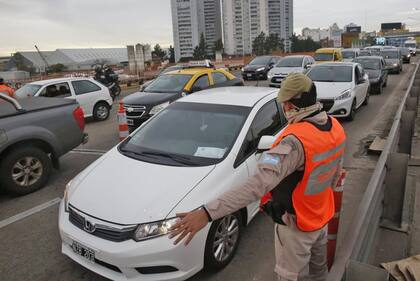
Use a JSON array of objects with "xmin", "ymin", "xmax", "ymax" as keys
[
  {"xmin": 169, "ymin": 73, "xmax": 346, "ymax": 281},
  {"xmin": 0, "ymin": 77, "xmax": 15, "ymax": 97}
]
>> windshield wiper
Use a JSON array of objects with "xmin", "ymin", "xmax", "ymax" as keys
[{"xmin": 141, "ymin": 151, "xmax": 195, "ymax": 165}]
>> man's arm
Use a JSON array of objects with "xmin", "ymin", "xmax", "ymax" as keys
[{"xmin": 169, "ymin": 136, "xmax": 304, "ymax": 245}]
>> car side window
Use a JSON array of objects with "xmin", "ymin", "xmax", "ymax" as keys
[
  {"xmin": 39, "ymin": 82, "xmax": 71, "ymax": 98},
  {"xmin": 235, "ymin": 100, "xmax": 284, "ymax": 167},
  {"xmin": 72, "ymin": 80, "xmax": 101, "ymax": 95},
  {"xmin": 192, "ymin": 75, "xmax": 210, "ymax": 90},
  {"xmin": 212, "ymin": 72, "xmax": 229, "ymax": 85},
  {"xmin": 355, "ymin": 66, "xmax": 362, "ymax": 83}
]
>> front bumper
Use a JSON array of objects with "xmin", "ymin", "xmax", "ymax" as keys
[
  {"xmin": 242, "ymin": 70, "xmax": 266, "ymax": 80},
  {"xmin": 269, "ymin": 76, "xmax": 287, "ymax": 87},
  {"xmin": 58, "ymin": 201, "xmax": 209, "ymax": 281},
  {"xmin": 319, "ymin": 98, "xmax": 353, "ymax": 118}
]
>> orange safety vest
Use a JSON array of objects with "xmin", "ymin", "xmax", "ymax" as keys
[
  {"xmin": 0, "ymin": 84, "xmax": 15, "ymax": 97},
  {"xmin": 264, "ymin": 117, "xmax": 346, "ymax": 232}
]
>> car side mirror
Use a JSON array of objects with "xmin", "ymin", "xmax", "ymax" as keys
[{"xmin": 257, "ymin": 136, "xmax": 277, "ymax": 153}]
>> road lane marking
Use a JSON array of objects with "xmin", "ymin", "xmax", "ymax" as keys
[
  {"xmin": 0, "ymin": 197, "xmax": 61, "ymax": 229},
  {"xmin": 70, "ymin": 148, "xmax": 107, "ymax": 156}
]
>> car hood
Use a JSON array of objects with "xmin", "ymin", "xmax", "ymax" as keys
[
  {"xmin": 244, "ymin": 64, "xmax": 266, "ymax": 71},
  {"xmin": 269, "ymin": 67, "xmax": 303, "ymax": 75},
  {"xmin": 68, "ymin": 148, "xmax": 215, "ymax": 224},
  {"xmin": 365, "ymin": 69, "xmax": 381, "ymax": 79},
  {"xmin": 314, "ymin": 81, "xmax": 353, "ymax": 99},
  {"xmin": 123, "ymin": 91, "xmax": 180, "ymax": 106},
  {"xmin": 384, "ymin": 58, "xmax": 399, "ymax": 64}
]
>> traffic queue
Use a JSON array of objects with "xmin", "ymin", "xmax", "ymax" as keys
[{"xmin": 0, "ymin": 45, "xmax": 415, "ymax": 281}]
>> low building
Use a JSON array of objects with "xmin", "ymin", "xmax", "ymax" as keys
[{"xmin": 5, "ymin": 48, "xmax": 129, "ymax": 73}]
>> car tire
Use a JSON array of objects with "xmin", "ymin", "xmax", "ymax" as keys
[
  {"xmin": 0, "ymin": 146, "xmax": 52, "ymax": 195},
  {"xmin": 363, "ymin": 90, "xmax": 370, "ymax": 106},
  {"xmin": 346, "ymin": 99, "xmax": 357, "ymax": 121},
  {"xmin": 204, "ymin": 212, "xmax": 242, "ymax": 271},
  {"xmin": 93, "ymin": 102, "xmax": 110, "ymax": 121}
]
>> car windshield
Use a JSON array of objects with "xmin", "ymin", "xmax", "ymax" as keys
[
  {"xmin": 276, "ymin": 57, "xmax": 303, "ymax": 67},
  {"xmin": 307, "ymin": 65, "xmax": 353, "ymax": 82},
  {"xmin": 14, "ymin": 84, "xmax": 42, "ymax": 99},
  {"xmin": 159, "ymin": 65, "xmax": 184, "ymax": 75},
  {"xmin": 249, "ymin": 57, "xmax": 271, "ymax": 65},
  {"xmin": 353, "ymin": 58, "xmax": 380, "ymax": 70},
  {"xmin": 360, "ymin": 51, "xmax": 371, "ymax": 56},
  {"xmin": 342, "ymin": 51, "xmax": 355, "ymax": 59},
  {"xmin": 119, "ymin": 102, "xmax": 250, "ymax": 166},
  {"xmin": 381, "ymin": 51, "xmax": 399, "ymax": 59},
  {"xmin": 144, "ymin": 74, "xmax": 192, "ymax": 93},
  {"xmin": 400, "ymin": 48, "xmax": 410, "ymax": 55},
  {"xmin": 314, "ymin": 53, "xmax": 333, "ymax": 61}
]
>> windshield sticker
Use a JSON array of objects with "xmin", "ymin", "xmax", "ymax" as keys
[{"xmin": 194, "ymin": 147, "xmax": 226, "ymax": 159}]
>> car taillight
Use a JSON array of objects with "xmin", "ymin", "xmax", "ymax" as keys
[{"xmin": 72, "ymin": 107, "xmax": 85, "ymax": 130}]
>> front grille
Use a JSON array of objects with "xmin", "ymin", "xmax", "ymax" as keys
[
  {"xmin": 271, "ymin": 76, "xmax": 285, "ymax": 83},
  {"xmin": 124, "ymin": 104, "xmax": 146, "ymax": 118},
  {"xmin": 69, "ymin": 207, "xmax": 136, "ymax": 242},
  {"xmin": 319, "ymin": 99, "xmax": 334, "ymax": 112}
]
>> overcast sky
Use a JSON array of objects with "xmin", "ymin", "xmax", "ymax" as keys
[{"xmin": 1, "ymin": 0, "xmax": 419, "ymax": 56}]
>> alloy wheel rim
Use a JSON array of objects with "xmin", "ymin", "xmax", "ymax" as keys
[
  {"xmin": 11, "ymin": 157, "xmax": 43, "ymax": 187},
  {"xmin": 212, "ymin": 215, "xmax": 239, "ymax": 262},
  {"xmin": 97, "ymin": 106, "xmax": 108, "ymax": 119}
]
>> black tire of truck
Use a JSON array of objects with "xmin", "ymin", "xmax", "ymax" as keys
[{"xmin": 0, "ymin": 146, "xmax": 52, "ymax": 195}]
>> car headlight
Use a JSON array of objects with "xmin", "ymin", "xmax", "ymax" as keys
[
  {"xmin": 393, "ymin": 63, "xmax": 398, "ymax": 66},
  {"xmin": 335, "ymin": 89, "xmax": 352, "ymax": 101},
  {"xmin": 63, "ymin": 180, "xmax": 72, "ymax": 212},
  {"xmin": 241, "ymin": 67, "xmax": 245, "ymax": 72},
  {"xmin": 256, "ymin": 67, "xmax": 265, "ymax": 72},
  {"xmin": 133, "ymin": 218, "xmax": 179, "ymax": 241},
  {"xmin": 267, "ymin": 71, "xmax": 274, "ymax": 79},
  {"xmin": 149, "ymin": 101, "xmax": 170, "ymax": 115}
]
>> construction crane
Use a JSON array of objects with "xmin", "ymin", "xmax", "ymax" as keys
[{"xmin": 34, "ymin": 45, "xmax": 50, "ymax": 74}]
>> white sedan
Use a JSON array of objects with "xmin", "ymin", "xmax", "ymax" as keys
[
  {"xmin": 306, "ymin": 62, "xmax": 370, "ymax": 121},
  {"xmin": 14, "ymin": 77, "xmax": 113, "ymax": 121},
  {"xmin": 59, "ymin": 87, "xmax": 287, "ymax": 281}
]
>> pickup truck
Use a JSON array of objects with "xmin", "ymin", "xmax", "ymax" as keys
[{"xmin": 0, "ymin": 93, "xmax": 88, "ymax": 195}]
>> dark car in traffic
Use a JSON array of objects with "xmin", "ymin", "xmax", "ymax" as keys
[
  {"xmin": 400, "ymin": 47, "xmax": 411, "ymax": 64},
  {"xmin": 380, "ymin": 49, "xmax": 402, "ymax": 74},
  {"xmin": 241, "ymin": 56, "xmax": 281, "ymax": 80},
  {"xmin": 353, "ymin": 56, "xmax": 388, "ymax": 94}
]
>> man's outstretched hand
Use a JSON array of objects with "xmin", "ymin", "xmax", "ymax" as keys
[{"xmin": 169, "ymin": 208, "xmax": 210, "ymax": 246}]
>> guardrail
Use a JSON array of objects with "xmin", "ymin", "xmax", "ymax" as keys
[{"xmin": 327, "ymin": 61, "xmax": 420, "ymax": 281}]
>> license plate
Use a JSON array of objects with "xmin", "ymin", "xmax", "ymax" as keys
[
  {"xmin": 275, "ymin": 78, "xmax": 282, "ymax": 82},
  {"xmin": 127, "ymin": 119, "xmax": 134, "ymax": 126},
  {"xmin": 247, "ymin": 74, "xmax": 252, "ymax": 77},
  {"xmin": 72, "ymin": 241, "xmax": 95, "ymax": 262}
]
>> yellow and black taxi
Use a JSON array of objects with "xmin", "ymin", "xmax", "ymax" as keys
[{"xmin": 123, "ymin": 61, "xmax": 244, "ymax": 132}]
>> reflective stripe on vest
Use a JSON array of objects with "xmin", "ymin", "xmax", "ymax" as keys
[{"xmin": 271, "ymin": 117, "xmax": 346, "ymax": 232}]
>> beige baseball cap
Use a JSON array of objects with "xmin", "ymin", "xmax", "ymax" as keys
[{"xmin": 277, "ymin": 73, "xmax": 313, "ymax": 103}]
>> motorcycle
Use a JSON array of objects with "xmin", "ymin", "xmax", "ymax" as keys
[{"xmin": 94, "ymin": 66, "xmax": 121, "ymax": 101}]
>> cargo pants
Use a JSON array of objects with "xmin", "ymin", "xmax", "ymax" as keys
[{"xmin": 274, "ymin": 213, "xmax": 328, "ymax": 281}]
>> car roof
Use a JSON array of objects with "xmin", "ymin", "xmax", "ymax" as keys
[
  {"xmin": 355, "ymin": 56, "xmax": 383, "ymax": 60},
  {"xmin": 316, "ymin": 48, "xmax": 341, "ymax": 52},
  {"xmin": 312, "ymin": 62, "xmax": 355, "ymax": 67},
  {"xmin": 281, "ymin": 55, "xmax": 306, "ymax": 59},
  {"xmin": 167, "ymin": 68, "xmax": 215, "ymax": 75},
  {"xmin": 29, "ymin": 77, "xmax": 93, "ymax": 86},
  {"xmin": 178, "ymin": 86, "xmax": 277, "ymax": 107}
]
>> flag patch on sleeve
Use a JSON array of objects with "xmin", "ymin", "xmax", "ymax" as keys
[{"xmin": 261, "ymin": 154, "xmax": 280, "ymax": 166}]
